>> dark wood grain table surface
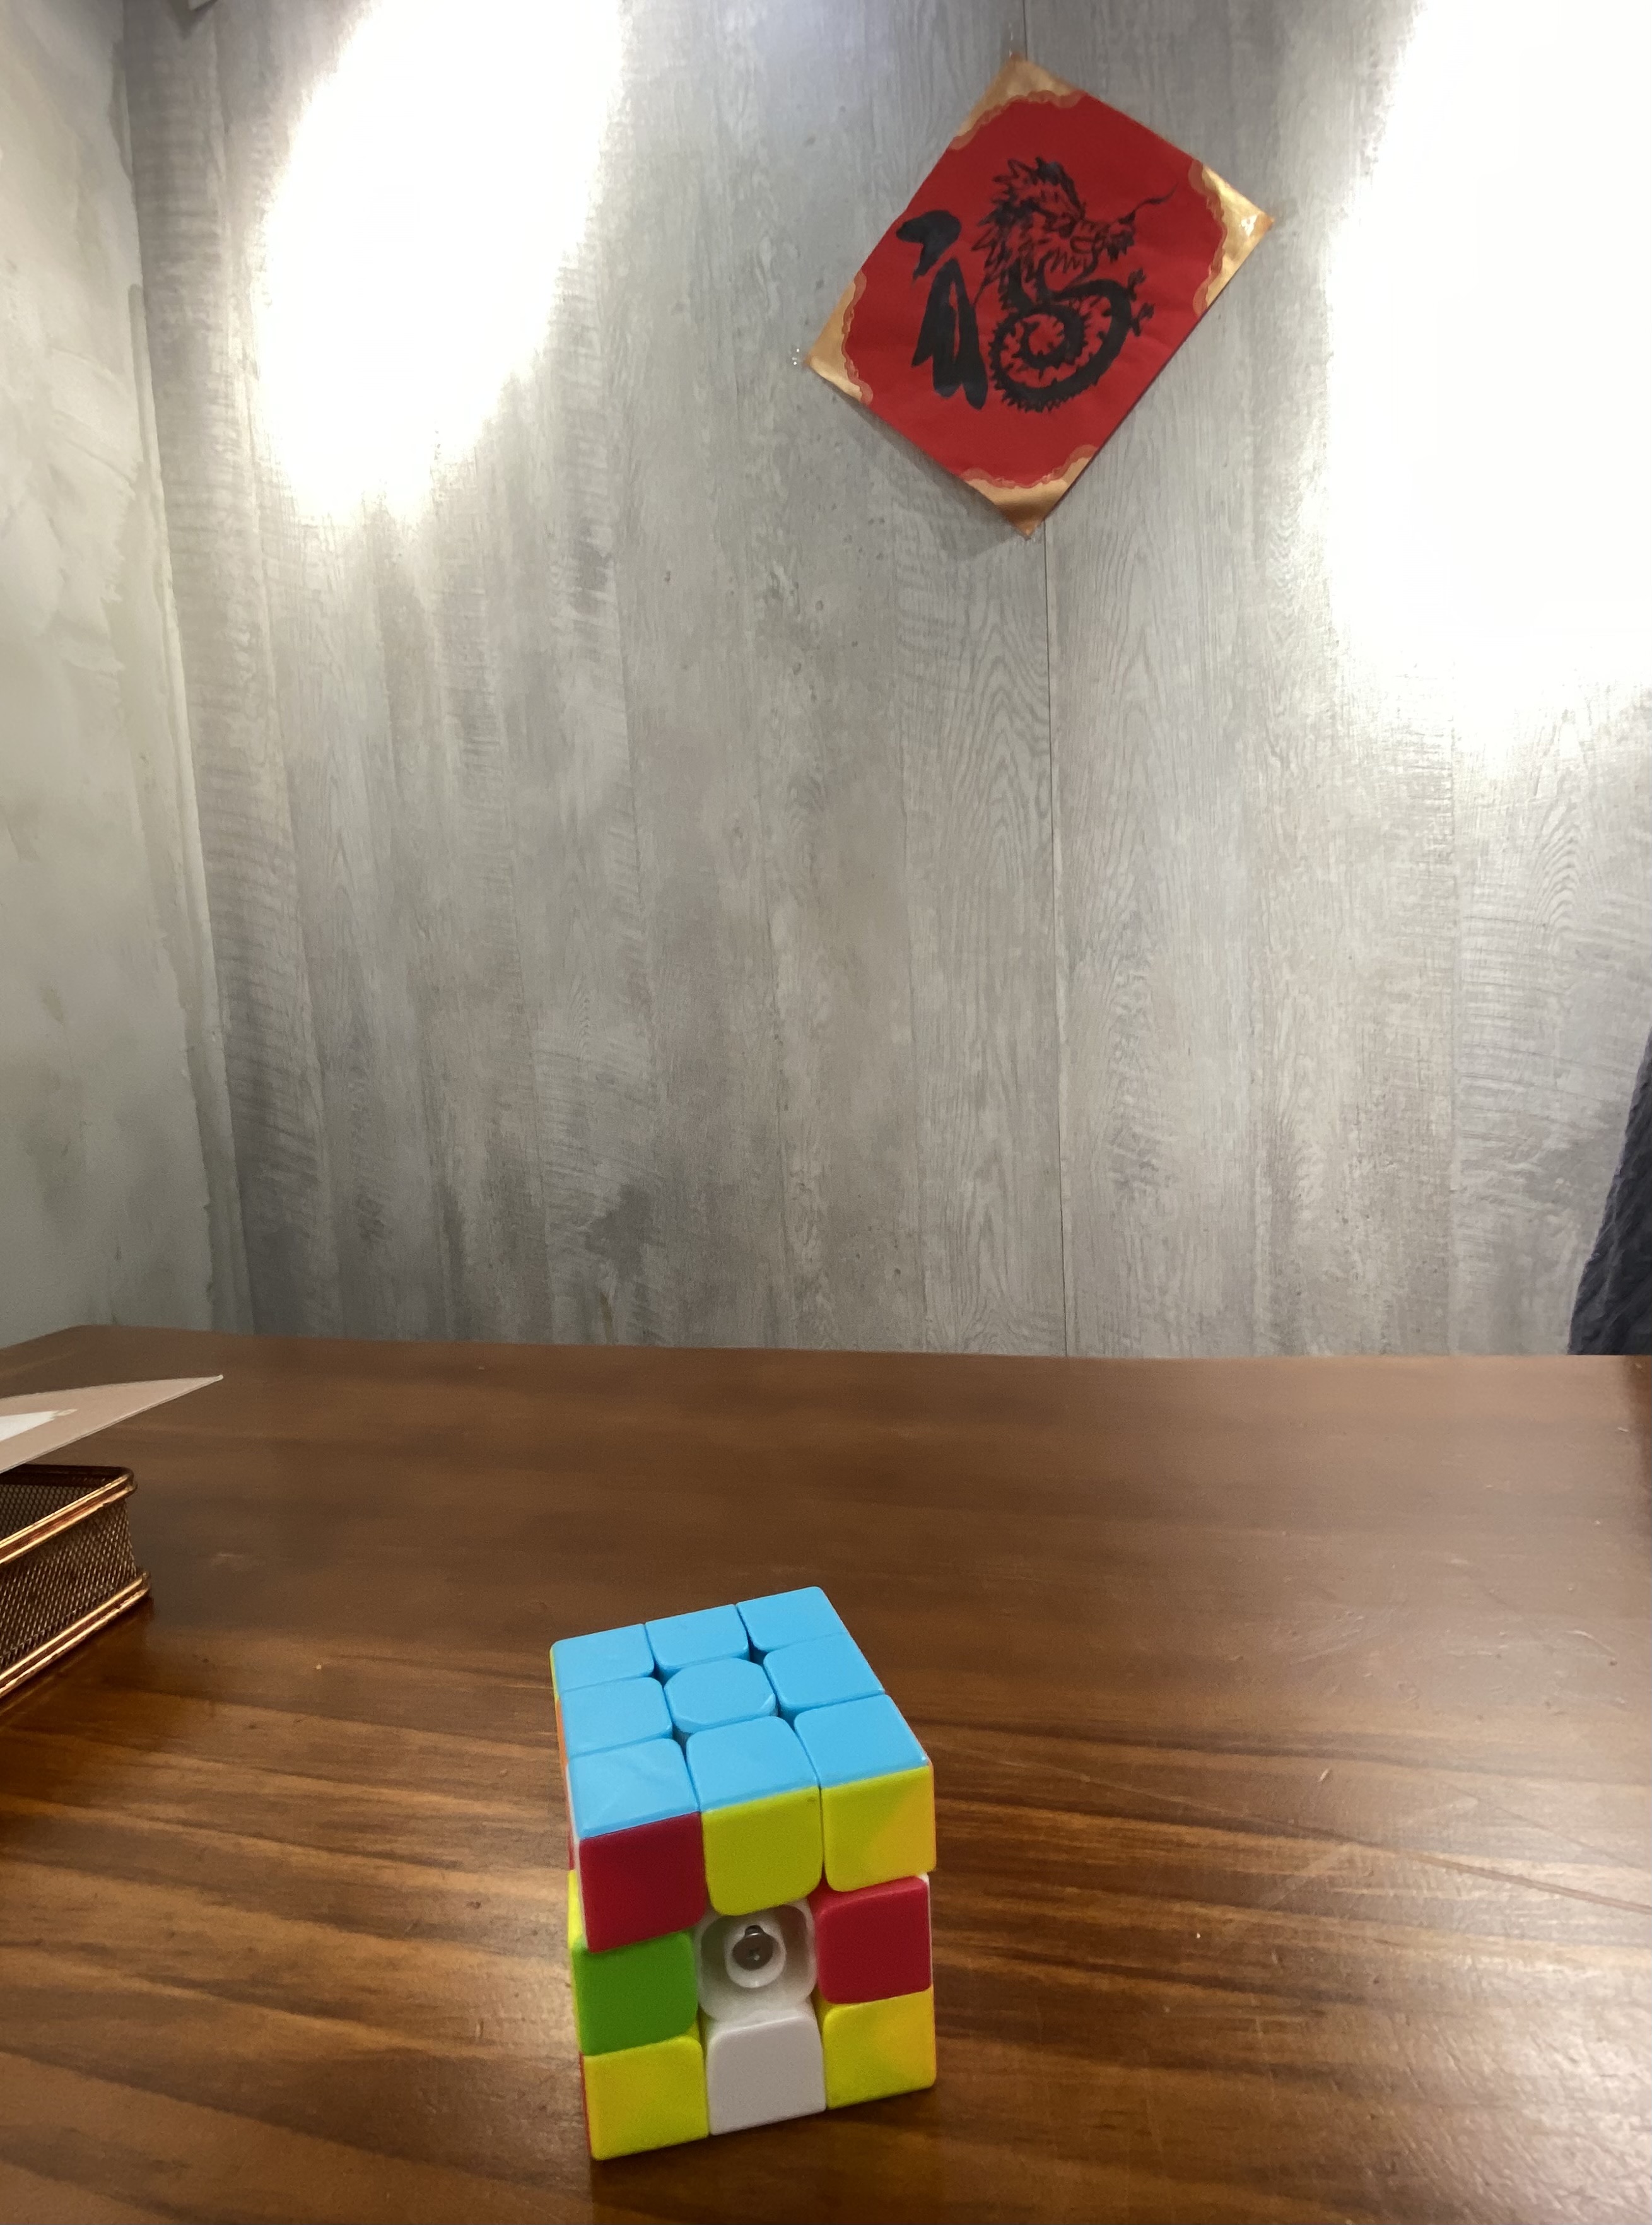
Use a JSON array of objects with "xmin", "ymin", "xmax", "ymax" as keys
[{"xmin": 0, "ymin": 1327, "xmax": 1646, "ymax": 2225}]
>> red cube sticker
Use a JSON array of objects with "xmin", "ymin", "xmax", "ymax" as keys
[{"xmin": 810, "ymin": 1873, "xmax": 932, "ymax": 2005}]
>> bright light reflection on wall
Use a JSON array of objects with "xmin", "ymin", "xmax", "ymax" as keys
[
  {"xmin": 257, "ymin": 0, "xmax": 621, "ymax": 517},
  {"xmin": 1327, "ymin": 0, "xmax": 1650, "ymax": 720}
]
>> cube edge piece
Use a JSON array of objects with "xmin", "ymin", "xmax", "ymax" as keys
[
  {"xmin": 567, "ymin": 1872, "xmax": 699, "ymax": 2057},
  {"xmin": 702, "ymin": 2000, "xmax": 828, "ymax": 2136}
]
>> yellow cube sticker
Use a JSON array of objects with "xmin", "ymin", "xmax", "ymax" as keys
[
  {"xmin": 817, "ymin": 1987, "xmax": 936, "ymax": 2110},
  {"xmin": 701, "ymin": 1787, "xmax": 822, "ymax": 1913},
  {"xmin": 822, "ymin": 1763, "xmax": 934, "ymax": 1891},
  {"xmin": 582, "ymin": 2028, "xmax": 708, "ymax": 2161}
]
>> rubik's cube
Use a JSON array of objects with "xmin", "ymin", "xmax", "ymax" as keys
[{"xmin": 551, "ymin": 1587, "xmax": 936, "ymax": 2159}]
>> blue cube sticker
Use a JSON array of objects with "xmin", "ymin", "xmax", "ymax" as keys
[
  {"xmin": 792, "ymin": 1693, "xmax": 927, "ymax": 1788},
  {"xmin": 551, "ymin": 1623, "xmax": 653, "ymax": 1694},
  {"xmin": 568, "ymin": 1736, "xmax": 698, "ymax": 1840},
  {"xmin": 685, "ymin": 1715, "xmax": 817, "ymax": 1811},
  {"xmin": 736, "ymin": 1585, "xmax": 847, "ymax": 1655},
  {"xmin": 645, "ymin": 1603, "xmax": 750, "ymax": 1677},
  {"xmin": 561, "ymin": 1675, "xmax": 672, "ymax": 1758},
  {"xmin": 763, "ymin": 1632, "xmax": 882, "ymax": 1720}
]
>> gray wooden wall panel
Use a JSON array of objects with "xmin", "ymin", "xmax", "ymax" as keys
[
  {"xmin": 123, "ymin": 5, "xmax": 343, "ymax": 1333},
  {"xmin": 1038, "ymin": 0, "xmax": 1462, "ymax": 1358},
  {"xmin": 1452, "ymin": 686, "xmax": 1652, "ymax": 1353},
  {"xmin": 0, "ymin": 0, "xmax": 242, "ymax": 1344},
  {"xmin": 477, "ymin": 259, "xmax": 667, "ymax": 1348},
  {"xmin": 717, "ymin": 0, "xmax": 927, "ymax": 1352},
  {"xmin": 1039, "ymin": 0, "xmax": 1258, "ymax": 1358},
  {"xmin": 876, "ymin": 3, "xmax": 1066, "ymax": 1356},
  {"xmin": 213, "ymin": 2, "xmax": 447, "ymax": 1336},
  {"xmin": 121, "ymin": 0, "xmax": 1651, "ymax": 1354},
  {"xmin": 599, "ymin": 0, "xmax": 799, "ymax": 1347},
  {"xmin": 1243, "ymin": 0, "xmax": 1457, "ymax": 1358}
]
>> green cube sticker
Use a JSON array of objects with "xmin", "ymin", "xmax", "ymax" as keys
[{"xmin": 568, "ymin": 1873, "xmax": 697, "ymax": 2055}]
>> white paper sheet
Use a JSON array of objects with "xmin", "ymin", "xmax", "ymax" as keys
[{"xmin": 0, "ymin": 1378, "xmax": 220, "ymax": 1477}]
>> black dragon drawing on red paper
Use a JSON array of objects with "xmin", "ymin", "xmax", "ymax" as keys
[{"xmin": 898, "ymin": 158, "xmax": 1166, "ymax": 413}]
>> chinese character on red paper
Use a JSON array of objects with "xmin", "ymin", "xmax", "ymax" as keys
[{"xmin": 808, "ymin": 59, "xmax": 1270, "ymax": 532}]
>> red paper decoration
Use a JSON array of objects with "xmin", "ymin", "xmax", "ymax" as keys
[{"xmin": 808, "ymin": 59, "xmax": 1270, "ymax": 532}]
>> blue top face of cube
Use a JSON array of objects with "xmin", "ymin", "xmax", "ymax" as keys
[
  {"xmin": 792, "ymin": 1693, "xmax": 927, "ymax": 1788},
  {"xmin": 551, "ymin": 1623, "xmax": 654, "ymax": 1694},
  {"xmin": 763, "ymin": 1632, "xmax": 882, "ymax": 1721},
  {"xmin": 685, "ymin": 1715, "xmax": 817, "ymax": 1811},
  {"xmin": 645, "ymin": 1603, "xmax": 750, "ymax": 1677},
  {"xmin": 568, "ymin": 1735, "xmax": 698, "ymax": 1840},
  {"xmin": 737, "ymin": 1585, "xmax": 846, "ymax": 1655},
  {"xmin": 664, "ymin": 1657, "xmax": 776, "ymax": 1738},
  {"xmin": 561, "ymin": 1674, "xmax": 672, "ymax": 1758}
]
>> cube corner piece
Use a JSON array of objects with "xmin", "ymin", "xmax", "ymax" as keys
[
  {"xmin": 567, "ymin": 1737, "xmax": 704, "ymax": 1952},
  {"xmin": 582, "ymin": 2028, "xmax": 710, "ymax": 2160},
  {"xmin": 793, "ymin": 1691, "xmax": 936, "ymax": 1891},
  {"xmin": 817, "ymin": 1987, "xmax": 937, "ymax": 2110}
]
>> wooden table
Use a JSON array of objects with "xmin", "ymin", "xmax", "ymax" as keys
[{"xmin": 1, "ymin": 1328, "xmax": 1646, "ymax": 2225}]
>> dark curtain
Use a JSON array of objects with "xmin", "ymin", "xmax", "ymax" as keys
[{"xmin": 1569, "ymin": 1027, "xmax": 1652, "ymax": 1356}]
